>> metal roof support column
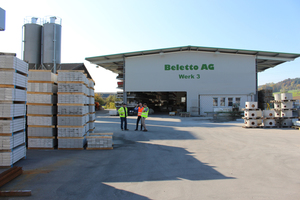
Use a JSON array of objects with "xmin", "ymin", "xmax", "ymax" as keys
[
  {"xmin": 255, "ymin": 58, "xmax": 258, "ymax": 102},
  {"xmin": 123, "ymin": 56, "xmax": 127, "ymax": 104}
]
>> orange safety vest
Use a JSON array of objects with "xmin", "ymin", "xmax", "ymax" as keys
[{"xmin": 138, "ymin": 107, "xmax": 144, "ymax": 116}]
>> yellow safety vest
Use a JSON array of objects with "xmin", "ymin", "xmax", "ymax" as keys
[
  {"xmin": 118, "ymin": 107, "xmax": 128, "ymax": 118},
  {"xmin": 141, "ymin": 107, "xmax": 149, "ymax": 118}
]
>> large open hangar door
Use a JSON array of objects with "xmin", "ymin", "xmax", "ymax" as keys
[{"xmin": 127, "ymin": 92, "xmax": 186, "ymax": 114}]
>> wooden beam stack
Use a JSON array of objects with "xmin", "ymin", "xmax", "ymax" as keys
[
  {"xmin": 27, "ymin": 70, "xmax": 58, "ymax": 149},
  {"xmin": 57, "ymin": 71, "xmax": 89, "ymax": 149},
  {"xmin": 0, "ymin": 54, "xmax": 27, "ymax": 167}
]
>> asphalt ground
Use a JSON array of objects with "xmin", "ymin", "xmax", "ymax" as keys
[{"xmin": 1, "ymin": 110, "xmax": 300, "ymax": 200}]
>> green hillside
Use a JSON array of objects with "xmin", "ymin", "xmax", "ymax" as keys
[{"xmin": 259, "ymin": 78, "xmax": 300, "ymax": 92}]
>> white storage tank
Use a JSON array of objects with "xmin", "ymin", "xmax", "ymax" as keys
[
  {"xmin": 42, "ymin": 16, "xmax": 62, "ymax": 72},
  {"xmin": 23, "ymin": 17, "xmax": 42, "ymax": 69},
  {"xmin": 281, "ymin": 93, "xmax": 293, "ymax": 100},
  {"xmin": 263, "ymin": 110, "xmax": 275, "ymax": 118},
  {"xmin": 245, "ymin": 102, "xmax": 257, "ymax": 109}
]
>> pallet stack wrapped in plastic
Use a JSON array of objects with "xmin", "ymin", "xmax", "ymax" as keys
[
  {"xmin": 57, "ymin": 70, "xmax": 89, "ymax": 149},
  {"xmin": 88, "ymin": 79, "xmax": 95, "ymax": 134},
  {"xmin": 86, "ymin": 133, "xmax": 113, "ymax": 150},
  {"xmin": 0, "ymin": 54, "xmax": 27, "ymax": 167},
  {"xmin": 242, "ymin": 102, "xmax": 263, "ymax": 128},
  {"xmin": 27, "ymin": 70, "xmax": 58, "ymax": 149}
]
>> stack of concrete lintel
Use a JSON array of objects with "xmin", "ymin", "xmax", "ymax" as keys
[
  {"xmin": 88, "ymin": 78, "xmax": 95, "ymax": 134},
  {"xmin": 0, "ymin": 54, "xmax": 27, "ymax": 167},
  {"xmin": 57, "ymin": 70, "xmax": 89, "ymax": 149},
  {"xmin": 27, "ymin": 70, "xmax": 58, "ymax": 149}
]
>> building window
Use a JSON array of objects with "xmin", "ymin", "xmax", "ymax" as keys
[
  {"xmin": 228, "ymin": 97, "xmax": 233, "ymax": 106},
  {"xmin": 213, "ymin": 97, "xmax": 218, "ymax": 106},
  {"xmin": 220, "ymin": 97, "xmax": 225, "ymax": 106},
  {"xmin": 235, "ymin": 97, "xmax": 241, "ymax": 106}
]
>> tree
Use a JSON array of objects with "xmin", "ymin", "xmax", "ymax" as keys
[{"xmin": 94, "ymin": 93, "xmax": 105, "ymax": 105}]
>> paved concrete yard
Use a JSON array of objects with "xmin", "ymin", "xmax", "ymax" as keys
[{"xmin": 2, "ymin": 111, "xmax": 300, "ymax": 200}]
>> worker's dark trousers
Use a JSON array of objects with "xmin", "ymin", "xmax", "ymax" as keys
[
  {"xmin": 120, "ymin": 117, "xmax": 127, "ymax": 130},
  {"xmin": 136, "ymin": 116, "xmax": 143, "ymax": 130}
]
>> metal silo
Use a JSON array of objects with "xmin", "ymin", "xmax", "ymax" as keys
[
  {"xmin": 41, "ymin": 16, "xmax": 62, "ymax": 73},
  {"xmin": 22, "ymin": 17, "xmax": 42, "ymax": 69}
]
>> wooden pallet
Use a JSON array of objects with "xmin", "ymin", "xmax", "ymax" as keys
[
  {"xmin": 291, "ymin": 126, "xmax": 300, "ymax": 130},
  {"xmin": 86, "ymin": 147, "xmax": 113, "ymax": 150},
  {"xmin": 242, "ymin": 126, "xmax": 261, "ymax": 128},
  {"xmin": 27, "ymin": 147, "xmax": 55, "ymax": 150},
  {"xmin": 57, "ymin": 148, "xmax": 84, "ymax": 150},
  {"xmin": 261, "ymin": 126, "xmax": 279, "ymax": 129}
]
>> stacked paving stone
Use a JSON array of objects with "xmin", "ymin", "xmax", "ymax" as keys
[
  {"xmin": 88, "ymin": 79, "xmax": 95, "ymax": 134},
  {"xmin": 27, "ymin": 70, "xmax": 58, "ymax": 149},
  {"xmin": 86, "ymin": 133, "xmax": 113, "ymax": 150},
  {"xmin": 57, "ymin": 71, "xmax": 89, "ymax": 149},
  {"xmin": 0, "ymin": 54, "xmax": 27, "ymax": 167}
]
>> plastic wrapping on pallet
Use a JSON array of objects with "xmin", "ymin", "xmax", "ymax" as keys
[
  {"xmin": 58, "ymin": 127, "xmax": 86, "ymax": 137},
  {"xmin": 58, "ymin": 83, "xmax": 89, "ymax": 94},
  {"xmin": 0, "ymin": 71, "xmax": 27, "ymax": 88},
  {"xmin": 245, "ymin": 102, "xmax": 257, "ymax": 109},
  {"xmin": 27, "ymin": 94, "xmax": 57, "ymax": 104},
  {"xmin": 58, "ymin": 94, "xmax": 88, "ymax": 104}
]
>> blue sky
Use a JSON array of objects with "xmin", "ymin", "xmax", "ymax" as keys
[{"xmin": 1, "ymin": 0, "xmax": 299, "ymax": 92}]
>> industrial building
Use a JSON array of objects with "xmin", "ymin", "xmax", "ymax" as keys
[{"xmin": 86, "ymin": 46, "xmax": 300, "ymax": 115}]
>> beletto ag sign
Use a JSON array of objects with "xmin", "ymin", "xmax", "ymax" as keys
[
  {"xmin": 164, "ymin": 64, "xmax": 214, "ymax": 71},
  {"xmin": 164, "ymin": 64, "xmax": 214, "ymax": 79}
]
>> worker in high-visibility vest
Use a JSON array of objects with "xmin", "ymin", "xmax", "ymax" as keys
[
  {"xmin": 118, "ymin": 103, "xmax": 129, "ymax": 131},
  {"xmin": 141, "ymin": 103, "xmax": 149, "ymax": 132},
  {"xmin": 134, "ymin": 103, "xmax": 144, "ymax": 131}
]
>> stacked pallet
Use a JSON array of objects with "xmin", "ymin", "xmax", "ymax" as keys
[
  {"xmin": 88, "ymin": 79, "xmax": 95, "ymax": 134},
  {"xmin": 57, "ymin": 71, "xmax": 89, "ymax": 149},
  {"xmin": 86, "ymin": 133, "xmax": 113, "ymax": 150},
  {"xmin": 242, "ymin": 102, "xmax": 263, "ymax": 128},
  {"xmin": 272, "ymin": 93, "xmax": 297, "ymax": 127},
  {"xmin": 27, "ymin": 70, "xmax": 58, "ymax": 149},
  {"xmin": 0, "ymin": 54, "xmax": 27, "ymax": 167}
]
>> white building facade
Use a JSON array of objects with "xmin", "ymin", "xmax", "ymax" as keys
[{"xmin": 86, "ymin": 46, "xmax": 300, "ymax": 115}]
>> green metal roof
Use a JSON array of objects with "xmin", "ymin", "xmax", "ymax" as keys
[{"xmin": 86, "ymin": 45, "xmax": 300, "ymax": 73}]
